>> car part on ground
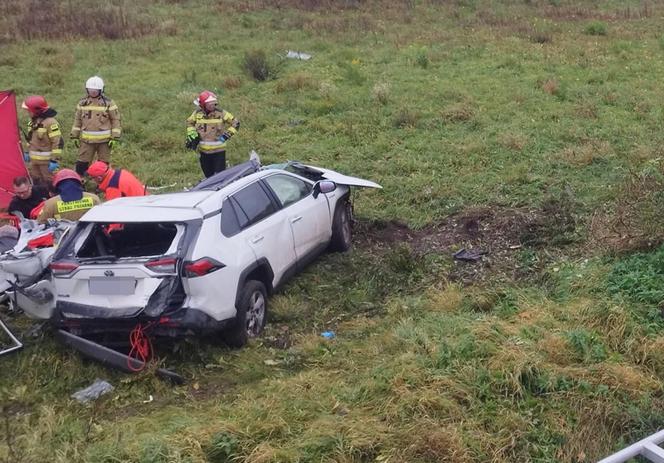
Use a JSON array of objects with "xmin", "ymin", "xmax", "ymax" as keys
[
  {"xmin": 0, "ymin": 316, "xmax": 23, "ymax": 357},
  {"xmin": 56, "ymin": 329, "xmax": 184, "ymax": 384}
]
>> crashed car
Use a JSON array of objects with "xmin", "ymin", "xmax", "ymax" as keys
[{"xmin": 49, "ymin": 160, "xmax": 381, "ymax": 347}]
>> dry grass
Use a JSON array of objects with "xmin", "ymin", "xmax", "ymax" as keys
[
  {"xmin": 223, "ymin": 76, "xmax": 243, "ymax": 90},
  {"xmin": 441, "ymin": 102, "xmax": 474, "ymax": 123},
  {"xmin": 0, "ymin": 0, "xmax": 171, "ymax": 43},
  {"xmin": 557, "ymin": 139, "xmax": 613, "ymax": 166},
  {"xmin": 498, "ymin": 133, "xmax": 528, "ymax": 151},
  {"xmin": 275, "ymin": 72, "xmax": 317, "ymax": 93},
  {"xmin": 424, "ymin": 283, "xmax": 464, "ymax": 313},
  {"xmin": 371, "ymin": 82, "xmax": 390, "ymax": 105},
  {"xmin": 540, "ymin": 78, "xmax": 560, "ymax": 96}
]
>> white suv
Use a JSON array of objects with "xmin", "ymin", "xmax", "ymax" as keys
[{"xmin": 49, "ymin": 160, "xmax": 380, "ymax": 346}]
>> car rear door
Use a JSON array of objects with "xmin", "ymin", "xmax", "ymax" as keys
[
  {"xmin": 230, "ymin": 181, "xmax": 296, "ymax": 285},
  {"xmin": 262, "ymin": 173, "xmax": 331, "ymax": 262}
]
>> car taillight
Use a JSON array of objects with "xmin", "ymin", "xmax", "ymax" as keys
[
  {"xmin": 145, "ymin": 257, "xmax": 177, "ymax": 274},
  {"xmin": 183, "ymin": 258, "xmax": 225, "ymax": 278},
  {"xmin": 50, "ymin": 261, "xmax": 79, "ymax": 276}
]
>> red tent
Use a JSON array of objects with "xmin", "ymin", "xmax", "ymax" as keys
[{"xmin": 0, "ymin": 90, "xmax": 28, "ymax": 210}]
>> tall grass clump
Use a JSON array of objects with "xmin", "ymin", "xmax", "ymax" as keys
[
  {"xmin": 585, "ymin": 21, "xmax": 608, "ymax": 36},
  {"xmin": 244, "ymin": 49, "xmax": 277, "ymax": 81}
]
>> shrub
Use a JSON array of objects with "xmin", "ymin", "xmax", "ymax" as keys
[
  {"xmin": 441, "ymin": 103, "xmax": 474, "ymax": 123},
  {"xmin": 415, "ymin": 49, "xmax": 429, "ymax": 69},
  {"xmin": 585, "ymin": 21, "xmax": 608, "ymax": 36},
  {"xmin": 372, "ymin": 82, "xmax": 390, "ymax": 105},
  {"xmin": 393, "ymin": 108, "xmax": 419, "ymax": 128},
  {"xmin": 243, "ymin": 49, "xmax": 276, "ymax": 81},
  {"xmin": 206, "ymin": 432, "xmax": 240, "ymax": 463}
]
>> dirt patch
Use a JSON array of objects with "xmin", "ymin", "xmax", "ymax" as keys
[{"xmin": 355, "ymin": 206, "xmax": 566, "ymax": 284}]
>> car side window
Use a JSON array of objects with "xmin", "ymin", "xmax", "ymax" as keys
[
  {"xmin": 263, "ymin": 174, "xmax": 312, "ymax": 208},
  {"xmin": 231, "ymin": 182, "xmax": 277, "ymax": 229},
  {"xmin": 220, "ymin": 197, "xmax": 241, "ymax": 237}
]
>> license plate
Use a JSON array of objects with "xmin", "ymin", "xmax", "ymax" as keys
[{"xmin": 89, "ymin": 277, "xmax": 136, "ymax": 296}]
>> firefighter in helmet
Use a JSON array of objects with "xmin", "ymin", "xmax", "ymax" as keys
[
  {"xmin": 37, "ymin": 169, "xmax": 101, "ymax": 224},
  {"xmin": 185, "ymin": 90, "xmax": 239, "ymax": 178},
  {"xmin": 21, "ymin": 95, "xmax": 63, "ymax": 186},
  {"xmin": 70, "ymin": 76, "xmax": 122, "ymax": 176}
]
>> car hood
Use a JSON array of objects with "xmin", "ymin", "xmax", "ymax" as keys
[{"xmin": 268, "ymin": 161, "xmax": 382, "ymax": 189}]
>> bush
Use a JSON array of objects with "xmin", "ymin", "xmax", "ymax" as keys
[
  {"xmin": 393, "ymin": 108, "xmax": 419, "ymax": 128},
  {"xmin": 415, "ymin": 49, "xmax": 429, "ymax": 69},
  {"xmin": 372, "ymin": 82, "xmax": 390, "ymax": 105},
  {"xmin": 585, "ymin": 21, "xmax": 608, "ymax": 36},
  {"xmin": 243, "ymin": 49, "xmax": 276, "ymax": 81}
]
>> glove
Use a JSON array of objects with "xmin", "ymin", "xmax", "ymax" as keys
[
  {"xmin": 218, "ymin": 132, "xmax": 231, "ymax": 142},
  {"xmin": 48, "ymin": 160, "xmax": 60, "ymax": 173},
  {"xmin": 108, "ymin": 139, "xmax": 118, "ymax": 150},
  {"xmin": 72, "ymin": 138, "xmax": 80, "ymax": 148},
  {"xmin": 186, "ymin": 131, "xmax": 198, "ymax": 142},
  {"xmin": 185, "ymin": 137, "xmax": 200, "ymax": 150},
  {"xmin": 23, "ymin": 151, "xmax": 30, "ymax": 162}
]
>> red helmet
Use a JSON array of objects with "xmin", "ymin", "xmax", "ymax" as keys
[
  {"xmin": 197, "ymin": 90, "xmax": 217, "ymax": 107},
  {"xmin": 21, "ymin": 95, "xmax": 49, "ymax": 115},
  {"xmin": 87, "ymin": 161, "xmax": 110, "ymax": 178},
  {"xmin": 53, "ymin": 169, "xmax": 82, "ymax": 187}
]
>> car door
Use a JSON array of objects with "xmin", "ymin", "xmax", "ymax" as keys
[
  {"xmin": 262, "ymin": 173, "xmax": 331, "ymax": 263},
  {"xmin": 230, "ymin": 181, "xmax": 296, "ymax": 286}
]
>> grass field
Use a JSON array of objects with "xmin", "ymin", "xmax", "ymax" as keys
[{"xmin": 3, "ymin": 0, "xmax": 664, "ymax": 461}]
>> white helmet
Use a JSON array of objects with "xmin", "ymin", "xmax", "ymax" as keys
[{"xmin": 85, "ymin": 76, "xmax": 105, "ymax": 91}]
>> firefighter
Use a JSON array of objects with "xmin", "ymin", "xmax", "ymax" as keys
[
  {"xmin": 38, "ymin": 169, "xmax": 100, "ymax": 224},
  {"xmin": 21, "ymin": 95, "xmax": 63, "ymax": 186},
  {"xmin": 186, "ymin": 90, "xmax": 239, "ymax": 178},
  {"xmin": 86, "ymin": 161, "xmax": 147, "ymax": 201},
  {"xmin": 70, "ymin": 76, "xmax": 122, "ymax": 176}
]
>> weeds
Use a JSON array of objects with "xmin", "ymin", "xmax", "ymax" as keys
[
  {"xmin": 393, "ymin": 108, "xmax": 419, "ymax": 128},
  {"xmin": 585, "ymin": 21, "xmax": 608, "ymax": 36},
  {"xmin": 372, "ymin": 82, "xmax": 390, "ymax": 105},
  {"xmin": 244, "ymin": 49, "xmax": 277, "ymax": 81}
]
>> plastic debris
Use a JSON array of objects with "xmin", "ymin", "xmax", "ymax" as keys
[
  {"xmin": 321, "ymin": 331, "xmax": 336, "ymax": 339},
  {"xmin": 71, "ymin": 379, "xmax": 114, "ymax": 404},
  {"xmin": 453, "ymin": 248, "xmax": 487, "ymax": 262},
  {"xmin": 143, "ymin": 394, "xmax": 154, "ymax": 404},
  {"xmin": 263, "ymin": 359, "xmax": 282, "ymax": 366},
  {"xmin": 286, "ymin": 50, "xmax": 312, "ymax": 60}
]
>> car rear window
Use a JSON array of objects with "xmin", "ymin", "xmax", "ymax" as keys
[{"xmin": 74, "ymin": 223, "xmax": 182, "ymax": 259}]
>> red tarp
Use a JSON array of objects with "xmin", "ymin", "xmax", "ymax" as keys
[{"xmin": 0, "ymin": 90, "xmax": 28, "ymax": 210}]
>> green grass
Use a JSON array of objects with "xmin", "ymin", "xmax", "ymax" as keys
[{"xmin": 3, "ymin": 0, "xmax": 664, "ymax": 461}]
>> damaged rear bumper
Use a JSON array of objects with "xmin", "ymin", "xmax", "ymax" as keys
[{"xmin": 55, "ymin": 329, "xmax": 184, "ymax": 384}]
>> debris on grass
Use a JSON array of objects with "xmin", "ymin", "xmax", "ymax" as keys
[
  {"xmin": 71, "ymin": 379, "xmax": 114, "ymax": 404},
  {"xmin": 286, "ymin": 50, "xmax": 312, "ymax": 60}
]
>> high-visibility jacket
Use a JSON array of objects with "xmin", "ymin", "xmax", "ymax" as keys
[
  {"xmin": 37, "ymin": 192, "xmax": 100, "ymax": 223},
  {"xmin": 98, "ymin": 168, "xmax": 147, "ymax": 201},
  {"xmin": 70, "ymin": 95, "xmax": 121, "ymax": 144},
  {"xmin": 186, "ymin": 108, "xmax": 239, "ymax": 154},
  {"xmin": 27, "ymin": 109, "xmax": 62, "ymax": 162}
]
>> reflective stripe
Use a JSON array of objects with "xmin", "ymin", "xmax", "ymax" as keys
[
  {"xmin": 76, "ymin": 105, "xmax": 111, "ymax": 111},
  {"xmin": 198, "ymin": 119, "xmax": 222, "ymax": 124},
  {"xmin": 48, "ymin": 130, "xmax": 62, "ymax": 138},
  {"xmin": 227, "ymin": 127, "xmax": 237, "ymax": 135},
  {"xmin": 81, "ymin": 130, "xmax": 111, "ymax": 141},
  {"xmin": 56, "ymin": 197, "xmax": 94, "ymax": 214},
  {"xmin": 186, "ymin": 127, "xmax": 197, "ymax": 134},
  {"xmin": 36, "ymin": 128, "xmax": 47, "ymax": 134},
  {"xmin": 52, "ymin": 149, "xmax": 62, "ymax": 155},
  {"xmin": 30, "ymin": 151, "xmax": 52, "ymax": 160},
  {"xmin": 111, "ymin": 128, "xmax": 121, "ymax": 134},
  {"xmin": 108, "ymin": 105, "xmax": 118, "ymax": 111},
  {"xmin": 199, "ymin": 140, "xmax": 226, "ymax": 152},
  {"xmin": 72, "ymin": 126, "xmax": 81, "ymax": 131}
]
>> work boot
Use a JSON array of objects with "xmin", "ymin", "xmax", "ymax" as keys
[{"xmin": 75, "ymin": 161, "xmax": 89, "ymax": 177}]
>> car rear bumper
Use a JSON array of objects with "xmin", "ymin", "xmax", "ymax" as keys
[{"xmin": 54, "ymin": 302, "xmax": 231, "ymax": 337}]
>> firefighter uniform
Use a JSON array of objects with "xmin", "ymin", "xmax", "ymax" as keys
[
  {"xmin": 26, "ymin": 111, "xmax": 62, "ymax": 185},
  {"xmin": 37, "ymin": 192, "xmax": 100, "ymax": 224},
  {"xmin": 186, "ymin": 108, "xmax": 239, "ymax": 177},
  {"xmin": 70, "ymin": 95, "xmax": 121, "ymax": 167},
  {"xmin": 97, "ymin": 168, "xmax": 147, "ymax": 201}
]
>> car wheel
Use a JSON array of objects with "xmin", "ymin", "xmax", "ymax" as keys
[
  {"xmin": 329, "ymin": 199, "xmax": 352, "ymax": 252},
  {"xmin": 224, "ymin": 280, "xmax": 268, "ymax": 348}
]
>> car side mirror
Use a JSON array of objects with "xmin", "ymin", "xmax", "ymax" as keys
[{"xmin": 313, "ymin": 180, "xmax": 336, "ymax": 199}]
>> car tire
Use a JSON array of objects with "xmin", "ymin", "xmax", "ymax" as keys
[
  {"xmin": 329, "ymin": 198, "xmax": 352, "ymax": 252},
  {"xmin": 224, "ymin": 280, "xmax": 268, "ymax": 348}
]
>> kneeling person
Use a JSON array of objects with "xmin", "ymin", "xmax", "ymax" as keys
[
  {"xmin": 86, "ymin": 161, "xmax": 147, "ymax": 201},
  {"xmin": 38, "ymin": 169, "xmax": 100, "ymax": 224}
]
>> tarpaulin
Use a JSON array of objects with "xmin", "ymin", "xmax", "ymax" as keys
[{"xmin": 0, "ymin": 90, "xmax": 28, "ymax": 210}]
